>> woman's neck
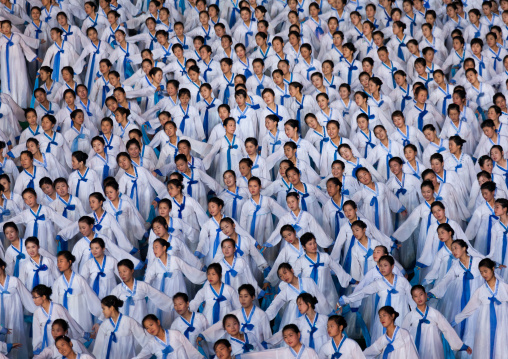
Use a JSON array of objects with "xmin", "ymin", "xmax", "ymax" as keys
[
  {"xmin": 460, "ymin": 254, "xmax": 470, "ymax": 266},
  {"xmin": 94, "ymin": 207, "xmax": 104, "ymax": 218},
  {"xmin": 385, "ymin": 323, "xmax": 396, "ymax": 337},
  {"xmin": 305, "ymin": 307, "xmax": 316, "ymax": 321},
  {"xmin": 64, "ymin": 268, "xmax": 73, "ymax": 281},
  {"xmin": 332, "ymin": 332, "xmax": 344, "ymax": 346}
]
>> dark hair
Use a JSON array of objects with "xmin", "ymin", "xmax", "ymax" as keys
[
  {"xmin": 142, "ymin": 314, "xmax": 160, "ymax": 327},
  {"xmin": 117, "ymin": 259, "xmax": 134, "ymax": 270},
  {"xmin": 411, "ymin": 284, "xmax": 426, "ymax": 296},
  {"xmin": 378, "ymin": 255, "xmax": 395, "ymax": 266},
  {"xmin": 328, "ymin": 315, "xmax": 347, "ymax": 329},
  {"xmin": 101, "ymin": 295, "xmax": 124, "ymax": 310},
  {"xmin": 90, "ymin": 238, "xmax": 106, "ymax": 248},
  {"xmin": 378, "ymin": 305, "xmax": 399, "ymax": 320},
  {"xmin": 300, "ymin": 232, "xmax": 316, "ymax": 247},
  {"xmin": 478, "ymin": 258, "xmax": 496, "ymax": 270},
  {"xmin": 207, "ymin": 263, "xmax": 222, "ymax": 277},
  {"xmin": 282, "ymin": 324, "xmax": 300, "ymax": 335},
  {"xmin": 32, "ymin": 285, "xmax": 52, "ymax": 300},
  {"xmin": 222, "ymin": 314, "xmax": 240, "ymax": 328},
  {"xmin": 52, "ymin": 319, "xmax": 69, "ymax": 332},
  {"xmin": 57, "ymin": 251, "xmax": 76, "ymax": 263},
  {"xmin": 173, "ymin": 292, "xmax": 189, "ymax": 302},
  {"xmin": 297, "ymin": 293, "xmax": 318, "ymax": 309},
  {"xmin": 238, "ymin": 284, "xmax": 255, "ymax": 297},
  {"xmin": 214, "ymin": 339, "xmax": 231, "ymax": 351}
]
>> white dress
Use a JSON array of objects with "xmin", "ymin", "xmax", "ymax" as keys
[
  {"xmin": 318, "ymin": 336, "xmax": 366, "ymax": 358},
  {"xmin": 51, "ymin": 272, "xmax": 102, "ymax": 332},
  {"xmin": 67, "ymin": 168, "xmax": 104, "ymax": 213},
  {"xmin": 455, "ymin": 279, "xmax": 508, "ymax": 359},
  {"xmin": 132, "ymin": 329, "xmax": 204, "ymax": 359},
  {"xmin": 80, "ymin": 255, "xmax": 120, "ymax": 299},
  {"xmin": 265, "ymin": 277, "xmax": 332, "ymax": 329},
  {"xmin": 0, "ymin": 275, "xmax": 37, "ymax": 359},
  {"xmin": 341, "ymin": 275, "xmax": 415, "ymax": 341},
  {"xmin": 118, "ymin": 166, "xmax": 169, "ymax": 219},
  {"xmin": 363, "ymin": 327, "xmax": 419, "ymax": 359},
  {"xmin": 110, "ymin": 279, "xmax": 174, "ymax": 324},
  {"xmin": 401, "ymin": 306, "xmax": 466, "ymax": 359},
  {"xmin": 92, "ymin": 313, "xmax": 148, "ymax": 359},
  {"xmin": 189, "ymin": 282, "xmax": 241, "ymax": 325}
]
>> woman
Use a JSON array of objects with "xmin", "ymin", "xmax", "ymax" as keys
[
  {"xmin": 26, "ymin": 137, "xmax": 69, "ymax": 180},
  {"xmin": 54, "ymin": 335, "xmax": 95, "ymax": 359},
  {"xmin": 32, "ymin": 285, "xmax": 85, "ymax": 355},
  {"xmin": 89, "ymin": 136, "xmax": 118, "ymax": 182},
  {"xmin": 104, "ymin": 180, "xmax": 146, "ymax": 250},
  {"xmin": 145, "ymin": 238, "xmax": 206, "ymax": 327},
  {"xmin": 339, "ymin": 255, "xmax": 414, "ymax": 341},
  {"xmin": 454, "ymin": 258, "xmax": 508, "ymax": 359},
  {"xmin": 80, "ymin": 238, "xmax": 120, "ymax": 299},
  {"xmin": 0, "ymin": 258, "xmax": 36, "ymax": 359},
  {"xmin": 117, "ymin": 152, "xmax": 169, "ymax": 219},
  {"xmin": 67, "ymin": 151, "xmax": 103, "ymax": 213},
  {"xmin": 0, "ymin": 20, "xmax": 40, "ymax": 107},
  {"xmin": 267, "ymin": 293, "xmax": 329, "ymax": 351},
  {"xmin": 363, "ymin": 306, "xmax": 419, "ymax": 358},
  {"xmin": 52, "ymin": 251, "xmax": 102, "ymax": 333},
  {"xmin": 428, "ymin": 240, "xmax": 484, "ymax": 345},
  {"xmin": 110, "ymin": 259, "xmax": 174, "ymax": 324},
  {"xmin": 133, "ymin": 314, "xmax": 203, "ymax": 358},
  {"xmin": 319, "ymin": 315, "xmax": 365, "ymax": 358},
  {"xmin": 92, "ymin": 295, "xmax": 147, "ymax": 359}
]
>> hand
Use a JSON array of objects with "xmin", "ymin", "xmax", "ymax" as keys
[
  {"xmin": 40, "ymin": 39, "xmax": 46, "ymax": 44},
  {"xmin": 36, "ymin": 57, "xmax": 42, "ymax": 63},
  {"xmin": 196, "ymin": 337, "xmax": 203, "ymax": 345},
  {"xmin": 92, "ymin": 323, "xmax": 100, "ymax": 335},
  {"xmin": 262, "ymin": 282, "xmax": 270, "ymax": 290},
  {"xmin": 152, "ymin": 171, "xmax": 158, "ymax": 177},
  {"xmin": 11, "ymin": 343, "xmax": 22, "ymax": 349},
  {"xmin": 499, "ymin": 265, "xmax": 507, "ymax": 269},
  {"xmin": 401, "ymin": 210, "xmax": 408, "ymax": 216},
  {"xmin": 256, "ymin": 244, "xmax": 262, "ymax": 250},
  {"xmin": 151, "ymin": 200, "xmax": 158, "ymax": 207}
]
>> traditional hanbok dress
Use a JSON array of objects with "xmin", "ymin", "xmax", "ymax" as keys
[
  {"xmin": 19, "ymin": 254, "xmax": 59, "ymax": 290},
  {"xmin": 366, "ymin": 140, "xmax": 405, "ymax": 181},
  {"xmin": 214, "ymin": 256, "xmax": 263, "ymax": 298},
  {"xmin": 239, "ymin": 195, "xmax": 287, "ymax": 263},
  {"xmin": 52, "ymin": 271, "xmax": 102, "ymax": 332},
  {"xmin": 106, "ymin": 197, "xmax": 146, "ymax": 250},
  {"xmin": 33, "ymin": 152, "xmax": 70, "ymax": 180},
  {"xmin": 237, "ymin": 344, "xmax": 320, "ymax": 358},
  {"xmin": 265, "ymin": 277, "xmax": 332, "ymax": 329},
  {"xmin": 49, "ymin": 194, "xmax": 86, "ymax": 223},
  {"xmin": 41, "ymin": 40, "xmax": 79, "ymax": 83},
  {"xmin": 294, "ymin": 252, "xmax": 352, "ymax": 308},
  {"xmin": 351, "ymin": 183, "xmax": 406, "ymax": 236},
  {"xmin": 13, "ymin": 165, "xmax": 51, "ymax": 199},
  {"xmin": 363, "ymin": 326, "xmax": 419, "ymax": 359},
  {"xmin": 144, "ymin": 256, "xmax": 207, "ymax": 327},
  {"xmin": 465, "ymin": 201, "xmax": 499, "ymax": 255},
  {"xmin": 33, "ymin": 338, "xmax": 90, "ymax": 358},
  {"xmin": 110, "ymin": 279, "xmax": 174, "ymax": 324},
  {"xmin": 67, "ymin": 168, "xmax": 104, "ymax": 213},
  {"xmin": 132, "ymin": 329, "xmax": 204, "ymax": 359},
  {"xmin": 170, "ymin": 312, "xmax": 209, "ymax": 349},
  {"xmin": 454, "ymin": 279, "xmax": 508, "ymax": 359},
  {"xmin": 189, "ymin": 282, "xmax": 241, "ymax": 325},
  {"xmin": 340, "ymin": 275, "xmax": 415, "ymax": 341},
  {"xmin": 401, "ymin": 305, "xmax": 467, "ymax": 359},
  {"xmin": 80, "ymin": 255, "xmax": 120, "ymax": 299},
  {"xmin": 203, "ymin": 134, "xmax": 248, "ymax": 183},
  {"xmin": 443, "ymin": 152, "xmax": 476, "ymax": 192},
  {"xmin": 0, "ymin": 33, "xmax": 38, "ymax": 107},
  {"xmin": 3, "ymin": 205, "xmax": 72, "ymax": 254},
  {"xmin": 429, "ymin": 256, "xmax": 484, "ymax": 345},
  {"xmin": 0, "ymin": 275, "xmax": 36, "ymax": 359},
  {"xmin": 92, "ymin": 313, "xmax": 148, "ymax": 359},
  {"xmin": 265, "ymin": 210, "xmax": 333, "ymax": 249},
  {"xmin": 33, "ymin": 302, "xmax": 85, "ymax": 354},
  {"xmin": 118, "ymin": 165, "xmax": 169, "ymax": 219},
  {"xmin": 318, "ymin": 336, "xmax": 366, "ymax": 358},
  {"xmin": 74, "ymin": 40, "xmax": 113, "ymax": 92},
  {"xmin": 199, "ymin": 306, "xmax": 272, "ymax": 344}
]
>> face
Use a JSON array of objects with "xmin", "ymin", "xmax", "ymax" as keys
[
  {"xmin": 278, "ymin": 267, "xmax": 294, "ymax": 283},
  {"xmin": 118, "ymin": 265, "xmax": 134, "ymax": 282},
  {"xmin": 378, "ymin": 260, "xmax": 393, "ymax": 276},
  {"xmin": 4, "ymin": 226, "xmax": 18, "ymax": 243},
  {"xmin": 143, "ymin": 319, "xmax": 160, "ymax": 337},
  {"xmin": 283, "ymin": 329, "xmax": 301, "ymax": 348},
  {"xmin": 101, "ymin": 304, "xmax": 114, "ymax": 318},
  {"xmin": 207, "ymin": 268, "xmax": 220, "ymax": 285},
  {"xmin": 57, "ymin": 255, "xmax": 71, "ymax": 272},
  {"xmin": 56, "ymin": 340, "xmax": 73, "ymax": 357},
  {"xmin": 297, "ymin": 297, "xmax": 309, "ymax": 315},
  {"xmin": 282, "ymin": 230, "xmax": 297, "ymax": 245},
  {"xmin": 90, "ymin": 242, "xmax": 104, "ymax": 258},
  {"xmin": 26, "ymin": 242, "xmax": 39, "ymax": 257},
  {"xmin": 286, "ymin": 195, "xmax": 300, "ymax": 211},
  {"xmin": 480, "ymin": 266, "xmax": 495, "ymax": 281},
  {"xmin": 89, "ymin": 196, "xmax": 102, "ymax": 212},
  {"xmin": 437, "ymin": 227, "xmax": 451, "ymax": 242},
  {"xmin": 432, "ymin": 206, "xmax": 445, "ymax": 221},
  {"xmin": 173, "ymin": 297, "xmax": 189, "ymax": 316},
  {"xmin": 221, "ymin": 241, "xmax": 235, "ymax": 257},
  {"xmin": 351, "ymin": 225, "xmax": 365, "ymax": 240},
  {"xmin": 451, "ymin": 242, "xmax": 466, "ymax": 258},
  {"xmin": 51, "ymin": 325, "xmax": 66, "ymax": 339},
  {"xmin": 430, "ymin": 159, "xmax": 443, "ymax": 173},
  {"xmin": 299, "ymin": 227, "xmax": 317, "ymax": 254},
  {"xmin": 356, "ymin": 170, "xmax": 372, "ymax": 185},
  {"xmin": 378, "ymin": 310, "xmax": 395, "ymax": 328},
  {"xmin": 22, "ymin": 192, "xmax": 37, "ymax": 208},
  {"xmin": 373, "ymin": 247, "xmax": 386, "ymax": 262},
  {"xmin": 215, "ymin": 343, "xmax": 232, "ymax": 359}
]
